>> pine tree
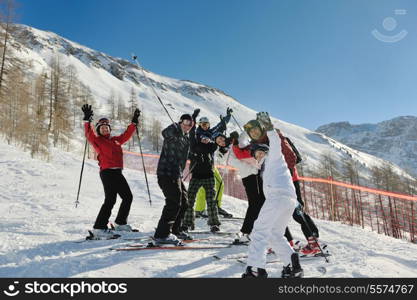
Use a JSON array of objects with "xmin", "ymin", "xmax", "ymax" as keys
[
  {"xmin": 0, "ymin": 0, "xmax": 17, "ymax": 97},
  {"xmin": 108, "ymin": 89, "xmax": 116, "ymax": 120},
  {"xmin": 151, "ymin": 117, "xmax": 162, "ymax": 152}
]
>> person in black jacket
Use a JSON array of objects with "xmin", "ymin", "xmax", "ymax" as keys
[
  {"xmin": 195, "ymin": 107, "xmax": 232, "ymax": 142},
  {"xmin": 182, "ymin": 109, "xmax": 232, "ymax": 233},
  {"xmin": 153, "ymin": 110, "xmax": 200, "ymax": 244}
]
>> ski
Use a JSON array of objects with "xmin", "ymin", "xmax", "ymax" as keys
[
  {"xmin": 125, "ymin": 238, "xmax": 229, "ymax": 247},
  {"xmin": 237, "ymin": 258, "xmax": 279, "ymax": 265},
  {"xmin": 235, "ymin": 259, "xmax": 327, "ymax": 277},
  {"xmin": 231, "ymin": 240, "xmax": 250, "ymax": 246},
  {"xmin": 110, "ymin": 242, "xmax": 231, "ymax": 251},
  {"xmin": 189, "ymin": 231, "xmax": 236, "ymax": 236},
  {"xmin": 300, "ymin": 252, "xmax": 331, "ymax": 259},
  {"xmin": 197, "ymin": 215, "xmax": 244, "ymax": 220},
  {"xmin": 220, "ymin": 216, "xmax": 244, "ymax": 220},
  {"xmin": 74, "ymin": 230, "xmax": 147, "ymax": 243},
  {"xmin": 84, "ymin": 230, "xmax": 121, "ymax": 241},
  {"xmin": 214, "ymin": 252, "xmax": 331, "ymax": 262}
]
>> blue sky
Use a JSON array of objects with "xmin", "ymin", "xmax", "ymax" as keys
[{"xmin": 17, "ymin": 0, "xmax": 417, "ymax": 130}]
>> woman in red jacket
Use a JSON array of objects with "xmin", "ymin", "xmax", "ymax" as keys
[{"xmin": 82, "ymin": 104, "xmax": 140, "ymax": 239}]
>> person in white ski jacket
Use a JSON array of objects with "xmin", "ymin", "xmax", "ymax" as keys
[
  {"xmin": 225, "ymin": 131, "xmax": 266, "ymax": 243},
  {"xmin": 242, "ymin": 112, "xmax": 303, "ymax": 278}
]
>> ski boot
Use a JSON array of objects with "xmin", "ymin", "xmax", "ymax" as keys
[
  {"xmin": 88, "ymin": 229, "xmax": 120, "ymax": 240},
  {"xmin": 153, "ymin": 233, "xmax": 182, "ymax": 246},
  {"xmin": 300, "ymin": 237, "xmax": 321, "ymax": 256},
  {"xmin": 281, "ymin": 253, "xmax": 304, "ymax": 278},
  {"xmin": 210, "ymin": 225, "xmax": 220, "ymax": 233},
  {"xmin": 113, "ymin": 224, "xmax": 134, "ymax": 232},
  {"xmin": 233, "ymin": 232, "xmax": 251, "ymax": 245},
  {"xmin": 218, "ymin": 207, "xmax": 233, "ymax": 218},
  {"xmin": 242, "ymin": 266, "xmax": 268, "ymax": 278},
  {"xmin": 173, "ymin": 231, "xmax": 194, "ymax": 240}
]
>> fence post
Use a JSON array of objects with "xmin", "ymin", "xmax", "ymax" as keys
[{"xmin": 329, "ymin": 176, "xmax": 335, "ymax": 221}]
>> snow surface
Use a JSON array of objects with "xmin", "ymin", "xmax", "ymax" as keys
[{"xmin": 1, "ymin": 141, "xmax": 417, "ymax": 278}]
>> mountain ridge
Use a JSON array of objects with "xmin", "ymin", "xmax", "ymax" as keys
[
  {"xmin": 5, "ymin": 23, "xmax": 415, "ymax": 183},
  {"xmin": 317, "ymin": 116, "xmax": 417, "ymax": 176}
]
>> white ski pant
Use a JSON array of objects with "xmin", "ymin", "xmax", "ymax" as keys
[{"xmin": 246, "ymin": 130, "xmax": 298, "ymax": 269}]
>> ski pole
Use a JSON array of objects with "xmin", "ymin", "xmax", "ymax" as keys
[
  {"xmin": 231, "ymin": 113, "xmax": 244, "ymax": 133},
  {"xmin": 136, "ymin": 127, "xmax": 152, "ymax": 206},
  {"xmin": 298, "ymin": 207, "xmax": 329, "ymax": 263},
  {"xmin": 183, "ymin": 160, "xmax": 197, "ymax": 181},
  {"xmin": 75, "ymin": 138, "xmax": 88, "ymax": 208},
  {"xmin": 131, "ymin": 54, "xmax": 176, "ymax": 125}
]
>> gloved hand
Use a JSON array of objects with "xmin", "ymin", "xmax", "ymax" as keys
[
  {"xmin": 226, "ymin": 107, "xmax": 233, "ymax": 116},
  {"xmin": 294, "ymin": 203, "xmax": 304, "ymax": 216},
  {"xmin": 229, "ymin": 131, "xmax": 239, "ymax": 141},
  {"xmin": 131, "ymin": 108, "xmax": 141, "ymax": 125},
  {"xmin": 219, "ymin": 147, "xmax": 228, "ymax": 155},
  {"xmin": 81, "ymin": 104, "xmax": 93, "ymax": 122},
  {"xmin": 256, "ymin": 112, "xmax": 274, "ymax": 131},
  {"xmin": 201, "ymin": 137, "xmax": 211, "ymax": 144},
  {"xmin": 192, "ymin": 108, "xmax": 200, "ymax": 122}
]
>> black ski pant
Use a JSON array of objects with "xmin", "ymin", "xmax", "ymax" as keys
[
  {"xmin": 240, "ymin": 174, "xmax": 265, "ymax": 234},
  {"xmin": 154, "ymin": 176, "xmax": 188, "ymax": 238},
  {"xmin": 94, "ymin": 169, "xmax": 133, "ymax": 229},
  {"xmin": 292, "ymin": 180, "xmax": 319, "ymax": 239}
]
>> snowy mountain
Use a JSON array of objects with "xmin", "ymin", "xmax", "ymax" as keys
[
  {"xmin": 1, "ymin": 140, "xmax": 417, "ymax": 278},
  {"xmin": 2, "ymin": 24, "xmax": 417, "ymax": 279},
  {"xmin": 7, "ymin": 24, "xmax": 414, "ymax": 182},
  {"xmin": 316, "ymin": 116, "xmax": 417, "ymax": 177}
]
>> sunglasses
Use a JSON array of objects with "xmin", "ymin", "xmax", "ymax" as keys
[
  {"xmin": 200, "ymin": 122, "xmax": 210, "ymax": 126},
  {"xmin": 181, "ymin": 121, "xmax": 193, "ymax": 127}
]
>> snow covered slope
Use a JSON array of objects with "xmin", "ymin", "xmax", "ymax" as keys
[
  {"xmin": 7, "ymin": 24, "xmax": 413, "ymax": 182},
  {"xmin": 317, "ymin": 116, "xmax": 417, "ymax": 177},
  {"xmin": 1, "ymin": 141, "xmax": 417, "ymax": 278}
]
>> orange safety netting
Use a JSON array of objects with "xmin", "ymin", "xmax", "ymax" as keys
[{"xmin": 88, "ymin": 148, "xmax": 417, "ymax": 243}]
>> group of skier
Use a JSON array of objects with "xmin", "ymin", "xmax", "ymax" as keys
[{"xmin": 81, "ymin": 103, "xmax": 322, "ymax": 278}]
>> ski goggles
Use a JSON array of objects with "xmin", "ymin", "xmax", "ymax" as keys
[
  {"xmin": 243, "ymin": 122, "xmax": 255, "ymax": 131},
  {"xmin": 199, "ymin": 122, "xmax": 210, "ymax": 127},
  {"xmin": 97, "ymin": 118, "xmax": 110, "ymax": 125}
]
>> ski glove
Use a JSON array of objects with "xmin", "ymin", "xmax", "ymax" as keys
[
  {"xmin": 226, "ymin": 107, "xmax": 233, "ymax": 116},
  {"xmin": 81, "ymin": 104, "xmax": 93, "ymax": 122},
  {"xmin": 229, "ymin": 131, "xmax": 239, "ymax": 141},
  {"xmin": 219, "ymin": 146, "xmax": 228, "ymax": 155},
  {"xmin": 192, "ymin": 108, "xmax": 200, "ymax": 122},
  {"xmin": 131, "ymin": 108, "xmax": 141, "ymax": 125},
  {"xmin": 256, "ymin": 112, "xmax": 274, "ymax": 131}
]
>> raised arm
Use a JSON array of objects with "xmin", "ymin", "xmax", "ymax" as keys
[
  {"xmin": 113, "ymin": 123, "xmax": 137, "ymax": 145},
  {"xmin": 210, "ymin": 107, "xmax": 232, "ymax": 134},
  {"xmin": 113, "ymin": 108, "xmax": 141, "ymax": 145},
  {"xmin": 81, "ymin": 104, "xmax": 98, "ymax": 144},
  {"xmin": 84, "ymin": 122, "xmax": 98, "ymax": 144}
]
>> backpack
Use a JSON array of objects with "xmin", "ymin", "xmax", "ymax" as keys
[{"xmin": 286, "ymin": 137, "xmax": 302, "ymax": 164}]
